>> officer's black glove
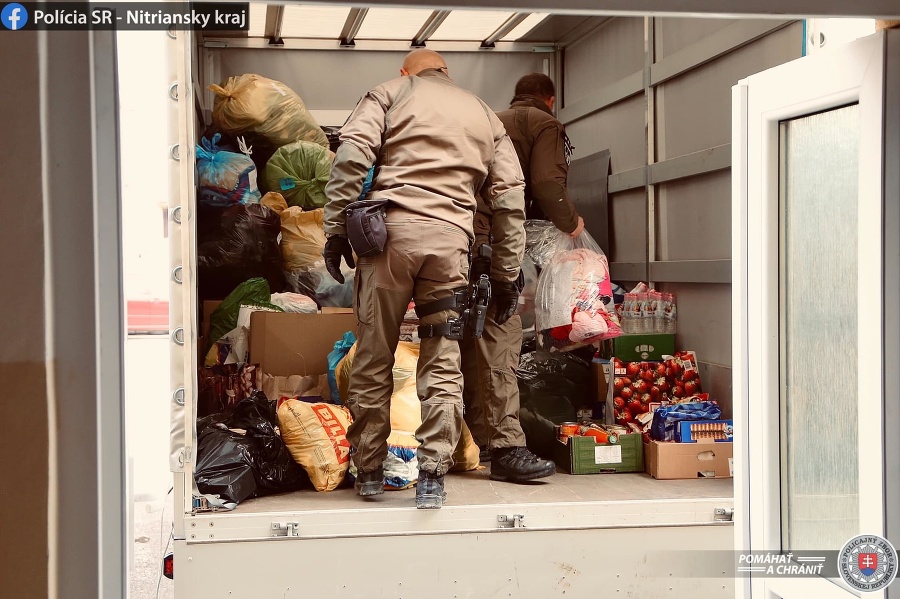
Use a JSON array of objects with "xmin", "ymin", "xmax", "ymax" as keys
[
  {"xmin": 491, "ymin": 278, "xmax": 520, "ymax": 325},
  {"xmin": 323, "ymin": 235, "xmax": 356, "ymax": 284}
]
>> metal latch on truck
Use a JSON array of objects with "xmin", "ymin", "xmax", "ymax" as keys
[
  {"xmin": 271, "ymin": 522, "xmax": 300, "ymax": 537},
  {"xmin": 497, "ymin": 514, "xmax": 526, "ymax": 529},
  {"xmin": 714, "ymin": 507, "xmax": 734, "ymax": 521}
]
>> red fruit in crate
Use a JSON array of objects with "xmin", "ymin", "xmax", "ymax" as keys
[
  {"xmin": 639, "ymin": 393, "xmax": 652, "ymax": 405},
  {"xmin": 613, "ymin": 357, "xmax": 624, "ymax": 368},
  {"xmin": 640, "ymin": 369, "xmax": 655, "ymax": 382},
  {"xmin": 620, "ymin": 411, "xmax": 634, "ymax": 423},
  {"xmin": 614, "ymin": 378, "xmax": 625, "ymax": 393},
  {"xmin": 682, "ymin": 369, "xmax": 697, "ymax": 382},
  {"xmin": 672, "ymin": 384, "xmax": 685, "ymax": 399},
  {"xmin": 666, "ymin": 363, "xmax": 682, "ymax": 378},
  {"xmin": 684, "ymin": 380, "xmax": 699, "ymax": 395},
  {"xmin": 627, "ymin": 399, "xmax": 643, "ymax": 414},
  {"xmin": 656, "ymin": 377, "xmax": 670, "ymax": 393},
  {"xmin": 650, "ymin": 386, "xmax": 661, "ymax": 400},
  {"xmin": 639, "ymin": 361, "xmax": 650, "ymax": 371},
  {"xmin": 620, "ymin": 386, "xmax": 634, "ymax": 400},
  {"xmin": 655, "ymin": 363, "xmax": 667, "ymax": 376},
  {"xmin": 621, "ymin": 377, "xmax": 633, "ymax": 388},
  {"xmin": 626, "ymin": 362, "xmax": 641, "ymax": 377},
  {"xmin": 614, "ymin": 396, "xmax": 625, "ymax": 409},
  {"xmin": 634, "ymin": 380, "xmax": 650, "ymax": 394}
]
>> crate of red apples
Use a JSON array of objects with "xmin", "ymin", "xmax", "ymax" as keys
[{"xmin": 612, "ymin": 351, "xmax": 708, "ymax": 442}]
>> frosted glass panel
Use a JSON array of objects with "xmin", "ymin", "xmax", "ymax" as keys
[{"xmin": 780, "ymin": 104, "xmax": 859, "ymax": 552}]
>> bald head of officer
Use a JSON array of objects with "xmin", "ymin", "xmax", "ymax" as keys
[{"xmin": 400, "ymin": 48, "xmax": 449, "ymax": 77}]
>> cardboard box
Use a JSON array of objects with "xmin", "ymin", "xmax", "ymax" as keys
[
  {"xmin": 321, "ymin": 307, "xmax": 354, "ymax": 314},
  {"xmin": 644, "ymin": 440, "xmax": 733, "ymax": 480},
  {"xmin": 555, "ymin": 431, "xmax": 644, "ymax": 474},
  {"xmin": 603, "ymin": 333, "xmax": 675, "ymax": 362},
  {"xmin": 249, "ymin": 312, "xmax": 357, "ymax": 376},
  {"xmin": 677, "ymin": 419, "xmax": 733, "ymax": 443},
  {"xmin": 202, "ymin": 300, "xmax": 224, "ymax": 341}
]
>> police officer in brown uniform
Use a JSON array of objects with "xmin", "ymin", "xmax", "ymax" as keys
[
  {"xmin": 322, "ymin": 49, "xmax": 527, "ymax": 509},
  {"xmin": 461, "ymin": 73, "xmax": 584, "ymax": 482}
]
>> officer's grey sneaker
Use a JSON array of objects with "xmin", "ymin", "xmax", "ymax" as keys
[
  {"xmin": 415, "ymin": 470, "xmax": 446, "ymax": 509},
  {"xmin": 355, "ymin": 467, "xmax": 385, "ymax": 497},
  {"xmin": 490, "ymin": 447, "xmax": 556, "ymax": 483}
]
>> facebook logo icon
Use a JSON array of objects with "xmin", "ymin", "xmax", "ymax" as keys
[{"xmin": 2, "ymin": 3, "xmax": 28, "ymax": 30}]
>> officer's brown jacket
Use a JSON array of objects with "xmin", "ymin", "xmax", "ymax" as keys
[{"xmin": 323, "ymin": 69, "xmax": 526, "ymax": 283}]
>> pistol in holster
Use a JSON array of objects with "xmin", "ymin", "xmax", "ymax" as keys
[{"xmin": 416, "ymin": 243, "xmax": 492, "ymax": 341}]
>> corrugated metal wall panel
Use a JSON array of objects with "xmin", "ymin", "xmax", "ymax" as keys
[
  {"xmin": 656, "ymin": 170, "xmax": 731, "ymax": 261},
  {"xmin": 563, "ymin": 17, "xmax": 644, "ymax": 106},
  {"xmin": 656, "ymin": 22, "xmax": 803, "ymax": 158},
  {"xmin": 655, "ymin": 17, "xmax": 740, "ymax": 58},
  {"xmin": 565, "ymin": 94, "xmax": 646, "ymax": 172},
  {"xmin": 214, "ymin": 48, "xmax": 547, "ymax": 112}
]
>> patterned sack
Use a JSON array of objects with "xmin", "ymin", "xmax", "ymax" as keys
[{"xmin": 277, "ymin": 400, "xmax": 353, "ymax": 492}]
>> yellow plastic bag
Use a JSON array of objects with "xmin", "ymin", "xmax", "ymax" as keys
[
  {"xmin": 277, "ymin": 400, "xmax": 352, "ymax": 492},
  {"xmin": 261, "ymin": 192, "xmax": 326, "ymax": 271},
  {"xmin": 210, "ymin": 74, "xmax": 328, "ymax": 149}
]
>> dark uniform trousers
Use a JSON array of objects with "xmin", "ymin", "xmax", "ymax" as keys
[{"xmin": 346, "ymin": 208, "xmax": 469, "ymax": 476}]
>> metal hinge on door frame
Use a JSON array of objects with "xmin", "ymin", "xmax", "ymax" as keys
[
  {"xmin": 714, "ymin": 507, "xmax": 734, "ymax": 521},
  {"xmin": 497, "ymin": 514, "xmax": 526, "ymax": 529},
  {"xmin": 271, "ymin": 522, "xmax": 300, "ymax": 537}
]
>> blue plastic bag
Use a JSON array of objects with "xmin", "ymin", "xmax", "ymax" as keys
[
  {"xmin": 651, "ymin": 401, "xmax": 722, "ymax": 442},
  {"xmin": 327, "ymin": 331, "xmax": 356, "ymax": 404},
  {"xmin": 196, "ymin": 133, "xmax": 261, "ymax": 206}
]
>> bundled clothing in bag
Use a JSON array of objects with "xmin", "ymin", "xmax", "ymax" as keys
[
  {"xmin": 265, "ymin": 140, "xmax": 334, "ymax": 209},
  {"xmin": 196, "ymin": 133, "xmax": 261, "ymax": 207},
  {"xmin": 260, "ymin": 192, "xmax": 327, "ymax": 271},
  {"xmin": 209, "ymin": 74, "xmax": 329, "ymax": 149},
  {"xmin": 197, "ymin": 203, "xmax": 286, "ymax": 300},
  {"xmin": 532, "ymin": 222, "xmax": 623, "ymax": 351}
]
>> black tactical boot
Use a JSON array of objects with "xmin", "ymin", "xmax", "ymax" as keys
[
  {"xmin": 355, "ymin": 466, "xmax": 385, "ymax": 497},
  {"xmin": 415, "ymin": 470, "xmax": 446, "ymax": 509},
  {"xmin": 490, "ymin": 447, "xmax": 556, "ymax": 482}
]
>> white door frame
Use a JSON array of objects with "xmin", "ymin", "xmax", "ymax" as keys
[{"xmin": 733, "ymin": 31, "xmax": 889, "ymax": 599}]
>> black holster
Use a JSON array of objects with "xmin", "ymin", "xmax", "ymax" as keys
[
  {"xmin": 416, "ymin": 244, "xmax": 493, "ymax": 341},
  {"xmin": 345, "ymin": 199, "xmax": 388, "ymax": 257}
]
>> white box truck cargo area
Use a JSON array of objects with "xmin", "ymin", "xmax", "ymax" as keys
[{"xmin": 160, "ymin": 4, "xmax": 898, "ymax": 597}]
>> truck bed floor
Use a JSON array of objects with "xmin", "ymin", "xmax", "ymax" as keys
[{"xmin": 228, "ymin": 468, "xmax": 732, "ymax": 514}]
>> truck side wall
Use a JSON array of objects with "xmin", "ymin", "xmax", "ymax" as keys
[
  {"xmin": 562, "ymin": 17, "xmax": 805, "ymax": 417},
  {"xmin": 205, "ymin": 48, "xmax": 549, "ymax": 123}
]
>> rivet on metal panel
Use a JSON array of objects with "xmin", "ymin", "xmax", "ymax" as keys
[
  {"xmin": 168, "ymin": 81, "xmax": 179, "ymax": 101},
  {"xmin": 172, "ymin": 327, "xmax": 185, "ymax": 345},
  {"xmin": 191, "ymin": 522, "xmax": 196, "ymax": 528},
  {"xmin": 172, "ymin": 266, "xmax": 183, "ymax": 284},
  {"xmin": 171, "ymin": 206, "xmax": 182, "ymax": 224},
  {"xmin": 209, "ymin": 522, "xmax": 214, "ymax": 527},
  {"xmin": 172, "ymin": 387, "xmax": 185, "ymax": 406},
  {"xmin": 169, "ymin": 144, "xmax": 180, "ymax": 161}
]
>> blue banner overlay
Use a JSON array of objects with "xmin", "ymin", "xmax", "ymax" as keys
[{"xmin": 1, "ymin": 2, "xmax": 250, "ymax": 31}]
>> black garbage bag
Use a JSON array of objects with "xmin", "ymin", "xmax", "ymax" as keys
[
  {"xmin": 227, "ymin": 392, "xmax": 310, "ymax": 495},
  {"xmin": 195, "ymin": 392, "xmax": 309, "ymax": 507},
  {"xmin": 197, "ymin": 203, "xmax": 286, "ymax": 300},
  {"xmin": 195, "ymin": 416, "xmax": 257, "ymax": 506},
  {"xmin": 517, "ymin": 350, "xmax": 592, "ymax": 459}
]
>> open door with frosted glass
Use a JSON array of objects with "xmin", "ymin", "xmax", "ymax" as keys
[{"xmin": 732, "ymin": 29, "xmax": 900, "ymax": 599}]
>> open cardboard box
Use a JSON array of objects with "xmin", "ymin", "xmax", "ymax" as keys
[
  {"xmin": 249, "ymin": 311, "xmax": 357, "ymax": 377},
  {"xmin": 644, "ymin": 439, "xmax": 733, "ymax": 480}
]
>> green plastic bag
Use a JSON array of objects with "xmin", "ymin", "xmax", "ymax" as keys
[
  {"xmin": 206, "ymin": 278, "xmax": 283, "ymax": 356},
  {"xmin": 265, "ymin": 140, "xmax": 334, "ymax": 209}
]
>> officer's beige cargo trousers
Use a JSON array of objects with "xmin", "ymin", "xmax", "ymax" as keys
[{"xmin": 346, "ymin": 209, "xmax": 469, "ymax": 476}]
